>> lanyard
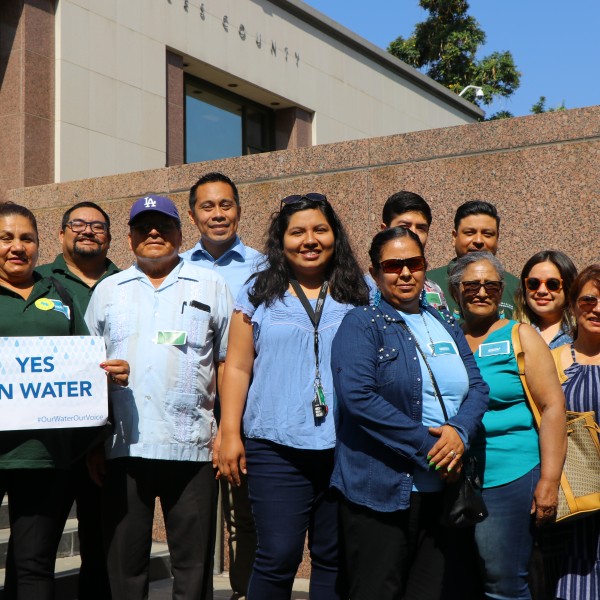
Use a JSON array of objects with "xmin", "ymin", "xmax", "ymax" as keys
[{"xmin": 289, "ymin": 279, "xmax": 328, "ymax": 383}]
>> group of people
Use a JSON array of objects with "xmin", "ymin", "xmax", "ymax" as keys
[{"xmin": 0, "ymin": 175, "xmax": 598, "ymax": 600}]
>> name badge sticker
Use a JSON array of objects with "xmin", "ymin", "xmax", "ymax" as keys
[
  {"xmin": 479, "ymin": 340, "xmax": 510, "ymax": 358},
  {"xmin": 425, "ymin": 292, "xmax": 443, "ymax": 307},
  {"xmin": 155, "ymin": 331, "xmax": 187, "ymax": 346},
  {"xmin": 430, "ymin": 341, "xmax": 458, "ymax": 355}
]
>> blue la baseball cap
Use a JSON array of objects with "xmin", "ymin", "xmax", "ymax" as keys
[{"xmin": 128, "ymin": 194, "xmax": 180, "ymax": 225}]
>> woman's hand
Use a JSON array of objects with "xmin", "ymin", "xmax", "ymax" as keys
[
  {"xmin": 532, "ymin": 476, "xmax": 559, "ymax": 526},
  {"xmin": 212, "ymin": 428, "xmax": 222, "ymax": 479},
  {"xmin": 101, "ymin": 359, "xmax": 130, "ymax": 387},
  {"xmin": 218, "ymin": 434, "xmax": 247, "ymax": 487},
  {"xmin": 427, "ymin": 425, "xmax": 465, "ymax": 472}
]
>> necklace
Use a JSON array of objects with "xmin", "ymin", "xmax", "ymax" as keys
[{"xmin": 402, "ymin": 310, "xmax": 436, "ymax": 357}]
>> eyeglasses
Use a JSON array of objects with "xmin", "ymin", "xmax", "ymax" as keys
[
  {"xmin": 577, "ymin": 295, "xmax": 600, "ymax": 311},
  {"xmin": 130, "ymin": 220, "xmax": 179, "ymax": 235},
  {"xmin": 379, "ymin": 256, "xmax": 426, "ymax": 274},
  {"xmin": 66, "ymin": 219, "xmax": 108, "ymax": 234},
  {"xmin": 461, "ymin": 280, "xmax": 503, "ymax": 295},
  {"xmin": 525, "ymin": 277, "xmax": 563, "ymax": 292},
  {"xmin": 281, "ymin": 193, "xmax": 328, "ymax": 209}
]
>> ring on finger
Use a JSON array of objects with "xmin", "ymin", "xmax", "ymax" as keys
[{"xmin": 448, "ymin": 450, "xmax": 457, "ymax": 459}]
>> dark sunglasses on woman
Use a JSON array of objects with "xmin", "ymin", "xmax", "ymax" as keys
[
  {"xmin": 578, "ymin": 295, "xmax": 600, "ymax": 311},
  {"xmin": 379, "ymin": 256, "xmax": 426, "ymax": 274},
  {"xmin": 525, "ymin": 277, "xmax": 563, "ymax": 292},
  {"xmin": 461, "ymin": 280, "xmax": 503, "ymax": 295}
]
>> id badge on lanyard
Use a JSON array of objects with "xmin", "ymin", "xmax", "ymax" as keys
[{"xmin": 290, "ymin": 279, "xmax": 329, "ymax": 420}]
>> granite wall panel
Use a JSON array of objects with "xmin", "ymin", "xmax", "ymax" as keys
[{"xmin": 9, "ymin": 105, "xmax": 600, "ymax": 277}]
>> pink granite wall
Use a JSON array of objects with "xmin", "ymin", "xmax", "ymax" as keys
[
  {"xmin": 9, "ymin": 105, "xmax": 600, "ymax": 276},
  {"xmin": 0, "ymin": 0, "xmax": 55, "ymax": 196}
]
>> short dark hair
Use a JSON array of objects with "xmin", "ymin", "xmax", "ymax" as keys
[
  {"xmin": 382, "ymin": 191, "xmax": 432, "ymax": 226},
  {"xmin": 248, "ymin": 196, "xmax": 369, "ymax": 308},
  {"xmin": 0, "ymin": 202, "xmax": 38, "ymax": 236},
  {"xmin": 454, "ymin": 200, "xmax": 500, "ymax": 231},
  {"xmin": 514, "ymin": 250, "xmax": 578, "ymax": 330},
  {"xmin": 61, "ymin": 201, "xmax": 111, "ymax": 232},
  {"xmin": 189, "ymin": 172, "xmax": 239, "ymax": 210},
  {"xmin": 369, "ymin": 226, "xmax": 425, "ymax": 271}
]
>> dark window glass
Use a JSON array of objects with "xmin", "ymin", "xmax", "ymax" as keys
[{"xmin": 185, "ymin": 76, "xmax": 273, "ymax": 163}]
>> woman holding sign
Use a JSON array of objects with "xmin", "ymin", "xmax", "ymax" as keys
[
  {"xmin": 0, "ymin": 202, "xmax": 127, "ymax": 600},
  {"xmin": 447, "ymin": 251, "xmax": 566, "ymax": 600}
]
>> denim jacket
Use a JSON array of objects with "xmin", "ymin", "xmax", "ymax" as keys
[{"xmin": 330, "ymin": 298, "xmax": 489, "ymax": 512}]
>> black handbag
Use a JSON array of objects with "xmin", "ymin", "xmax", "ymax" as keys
[{"xmin": 440, "ymin": 457, "xmax": 488, "ymax": 528}]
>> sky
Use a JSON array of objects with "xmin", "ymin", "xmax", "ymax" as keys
[{"xmin": 303, "ymin": 0, "xmax": 600, "ymax": 118}]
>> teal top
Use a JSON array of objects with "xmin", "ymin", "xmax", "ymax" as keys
[{"xmin": 470, "ymin": 320, "xmax": 539, "ymax": 488}]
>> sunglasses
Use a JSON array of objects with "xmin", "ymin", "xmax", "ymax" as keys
[
  {"xmin": 577, "ymin": 295, "xmax": 600, "ymax": 311},
  {"xmin": 130, "ymin": 220, "xmax": 179, "ymax": 235},
  {"xmin": 281, "ymin": 193, "xmax": 328, "ymax": 209},
  {"xmin": 379, "ymin": 256, "xmax": 426, "ymax": 274},
  {"xmin": 461, "ymin": 280, "xmax": 503, "ymax": 295},
  {"xmin": 525, "ymin": 277, "xmax": 563, "ymax": 292}
]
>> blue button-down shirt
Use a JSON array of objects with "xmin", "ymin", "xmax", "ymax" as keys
[
  {"xmin": 180, "ymin": 236, "xmax": 264, "ymax": 299},
  {"xmin": 85, "ymin": 259, "xmax": 233, "ymax": 462}
]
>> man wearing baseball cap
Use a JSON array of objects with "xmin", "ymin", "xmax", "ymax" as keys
[{"xmin": 85, "ymin": 194, "xmax": 233, "ymax": 600}]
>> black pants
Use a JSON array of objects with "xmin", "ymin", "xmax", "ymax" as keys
[
  {"xmin": 0, "ymin": 468, "xmax": 69, "ymax": 600},
  {"xmin": 55, "ymin": 457, "xmax": 112, "ymax": 599},
  {"xmin": 101, "ymin": 457, "xmax": 218, "ymax": 600},
  {"xmin": 339, "ymin": 492, "xmax": 446, "ymax": 600},
  {"xmin": 221, "ymin": 475, "xmax": 256, "ymax": 596}
]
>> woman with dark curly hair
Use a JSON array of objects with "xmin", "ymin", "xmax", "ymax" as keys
[
  {"xmin": 513, "ymin": 250, "xmax": 577, "ymax": 348},
  {"xmin": 218, "ymin": 193, "xmax": 369, "ymax": 599}
]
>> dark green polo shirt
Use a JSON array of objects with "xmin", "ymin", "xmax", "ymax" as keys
[
  {"xmin": 36, "ymin": 253, "xmax": 120, "ymax": 313},
  {"xmin": 0, "ymin": 274, "xmax": 89, "ymax": 469},
  {"xmin": 427, "ymin": 259, "xmax": 520, "ymax": 320}
]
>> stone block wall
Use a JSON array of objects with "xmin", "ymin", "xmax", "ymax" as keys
[{"xmin": 8, "ymin": 105, "xmax": 600, "ymax": 276}]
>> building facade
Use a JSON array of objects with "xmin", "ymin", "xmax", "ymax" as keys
[{"xmin": 0, "ymin": 0, "xmax": 482, "ymax": 193}]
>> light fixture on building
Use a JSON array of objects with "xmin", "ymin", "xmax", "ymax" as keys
[{"xmin": 459, "ymin": 85, "xmax": 484, "ymax": 98}]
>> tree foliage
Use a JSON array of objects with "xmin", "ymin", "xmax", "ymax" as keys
[
  {"xmin": 531, "ymin": 96, "xmax": 566, "ymax": 114},
  {"xmin": 388, "ymin": 0, "xmax": 520, "ymax": 106}
]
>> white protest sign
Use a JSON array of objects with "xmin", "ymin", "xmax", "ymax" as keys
[{"xmin": 0, "ymin": 336, "xmax": 108, "ymax": 431}]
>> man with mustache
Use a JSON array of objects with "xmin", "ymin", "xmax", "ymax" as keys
[
  {"xmin": 36, "ymin": 201, "xmax": 119, "ymax": 599},
  {"xmin": 37, "ymin": 201, "xmax": 119, "ymax": 314}
]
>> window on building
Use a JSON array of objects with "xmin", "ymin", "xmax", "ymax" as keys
[{"xmin": 185, "ymin": 76, "xmax": 274, "ymax": 163}]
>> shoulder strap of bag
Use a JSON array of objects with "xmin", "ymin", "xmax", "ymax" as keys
[
  {"xmin": 510, "ymin": 323, "xmax": 542, "ymax": 428},
  {"xmin": 49, "ymin": 276, "xmax": 75, "ymax": 335},
  {"xmin": 397, "ymin": 319, "xmax": 449, "ymax": 422},
  {"xmin": 550, "ymin": 345, "xmax": 569, "ymax": 384}
]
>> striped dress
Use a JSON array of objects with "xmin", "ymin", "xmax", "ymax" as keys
[{"xmin": 550, "ymin": 345, "xmax": 600, "ymax": 599}]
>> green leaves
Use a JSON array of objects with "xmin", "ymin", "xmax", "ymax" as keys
[{"xmin": 387, "ymin": 0, "xmax": 520, "ymax": 109}]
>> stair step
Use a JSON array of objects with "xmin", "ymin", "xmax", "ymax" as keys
[
  {"xmin": 0, "ymin": 542, "xmax": 170, "ymax": 599},
  {"xmin": 0, "ymin": 498, "xmax": 76, "ymax": 532},
  {"xmin": 0, "ymin": 518, "xmax": 79, "ymax": 571}
]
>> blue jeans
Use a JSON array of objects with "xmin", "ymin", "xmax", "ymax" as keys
[
  {"xmin": 245, "ymin": 438, "xmax": 344, "ymax": 600},
  {"xmin": 474, "ymin": 465, "xmax": 540, "ymax": 600}
]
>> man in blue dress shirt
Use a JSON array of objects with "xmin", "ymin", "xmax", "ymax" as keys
[
  {"xmin": 182, "ymin": 172, "xmax": 263, "ymax": 599},
  {"xmin": 181, "ymin": 172, "xmax": 263, "ymax": 299},
  {"xmin": 86, "ymin": 195, "xmax": 233, "ymax": 600}
]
